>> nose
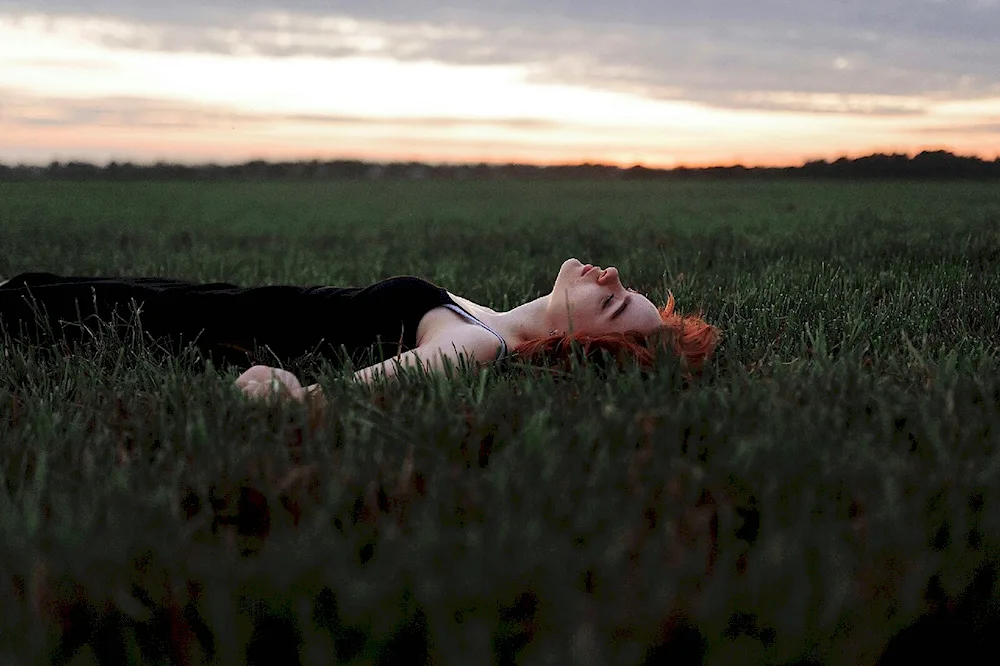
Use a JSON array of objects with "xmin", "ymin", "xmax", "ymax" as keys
[{"xmin": 598, "ymin": 266, "xmax": 619, "ymax": 285}]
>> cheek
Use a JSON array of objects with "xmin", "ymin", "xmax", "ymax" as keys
[
  {"xmin": 559, "ymin": 291, "xmax": 598, "ymax": 327},
  {"xmin": 569, "ymin": 289, "xmax": 600, "ymax": 316},
  {"xmin": 640, "ymin": 314, "xmax": 665, "ymax": 335}
]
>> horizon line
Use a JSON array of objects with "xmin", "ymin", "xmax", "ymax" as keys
[{"xmin": 4, "ymin": 148, "xmax": 999, "ymax": 173}]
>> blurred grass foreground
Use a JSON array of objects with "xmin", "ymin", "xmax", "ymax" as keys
[{"xmin": 2, "ymin": 179, "xmax": 1000, "ymax": 665}]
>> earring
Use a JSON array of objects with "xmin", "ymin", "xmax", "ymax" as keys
[{"xmin": 549, "ymin": 329, "xmax": 559, "ymax": 336}]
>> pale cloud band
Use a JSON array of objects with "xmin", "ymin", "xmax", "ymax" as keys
[{"xmin": 5, "ymin": 0, "xmax": 1000, "ymax": 108}]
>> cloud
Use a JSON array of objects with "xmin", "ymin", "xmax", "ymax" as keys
[
  {"xmin": 0, "ymin": 88, "xmax": 563, "ymax": 132},
  {"xmin": 5, "ymin": 56, "xmax": 115, "ymax": 70},
  {"xmin": 722, "ymin": 92, "xmax": 928, "ymax": 116},
  {"xmin": 2, "ymin": 0, "xmax": 999, "ymax": 114},
  {"xmin": 915, "ymin": 122, "xmax": 1000, "ymax": 135},
  {"xmin": 6, "ymin": 0, "xmax": 1000, "ymax": 39}
]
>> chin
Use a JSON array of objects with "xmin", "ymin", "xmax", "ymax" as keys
[
  {"xmin": 559, "ymin": 257, "xmax": 584, "ymax": 276},
  {"xmin": 554, "ymin": 258, "xmax": 580, "ymax": 287}
]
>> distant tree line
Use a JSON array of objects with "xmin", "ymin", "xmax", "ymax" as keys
[{"xmin": 1, "ymin": 150, "xmax": 998, "ymax": 182}]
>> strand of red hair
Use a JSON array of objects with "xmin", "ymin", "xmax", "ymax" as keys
[{"xmin": 511, "ymin": 292, "xmax": 721, "ymax": 375}]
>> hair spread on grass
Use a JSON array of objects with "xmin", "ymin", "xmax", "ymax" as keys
[{"xmin": 512, "ymin": 292, "xmax": 720, "ymax": 374}]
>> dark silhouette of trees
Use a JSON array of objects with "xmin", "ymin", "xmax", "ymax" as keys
[{"xmin": 0, "ymin": 151, "xmax": 997, "ymax": 182}]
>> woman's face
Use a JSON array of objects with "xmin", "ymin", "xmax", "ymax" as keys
[{"xmin": 547, "ymin": 258, "xmax": 664, "ymax": 336}]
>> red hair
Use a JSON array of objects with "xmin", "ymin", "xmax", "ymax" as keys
[{"xmin": 511, "ymin": 292, "xmax": 720, "ymax": 375}]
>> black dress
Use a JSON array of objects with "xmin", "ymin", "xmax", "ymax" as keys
[{"xmin": 0, "ymin": 272, "xmax": 457, "ymax": 369}]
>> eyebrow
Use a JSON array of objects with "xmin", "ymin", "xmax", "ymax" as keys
[{"xmin": 611, "ymin": 294, "xmax": 630, "ymax": 320}]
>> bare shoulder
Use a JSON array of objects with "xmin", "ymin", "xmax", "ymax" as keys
[{"xmin": 417, "ymin": 306, "xmax": 504, "ymax": 359}]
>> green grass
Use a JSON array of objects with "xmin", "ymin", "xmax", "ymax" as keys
[{"xmin": 1, "ymin": 180, "xmax": 1000, "ymax": 664}]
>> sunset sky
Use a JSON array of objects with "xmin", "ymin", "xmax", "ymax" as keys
[{"xmin": 1, "ymin": 0, "xmax": 998, "ymax": 168}]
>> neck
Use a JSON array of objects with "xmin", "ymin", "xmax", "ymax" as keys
[
  {"xmin": 450, "ymin": 291, "xmax": 554, "ymax": 347},
  {"xmin": 494, "ymin": 294, "xmax": 553, "ymax": 346}
]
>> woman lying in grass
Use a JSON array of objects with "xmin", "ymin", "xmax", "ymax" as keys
[{"xmin": 0, "ymin": 259, "xmax": 719, "ymax": 401}]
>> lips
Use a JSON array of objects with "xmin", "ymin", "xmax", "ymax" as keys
[{"xmin": 581, "ymin": 263, "xmax": 594, "ymax": 276}]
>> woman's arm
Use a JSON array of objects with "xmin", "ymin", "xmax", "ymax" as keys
[
  {"xmin": 351, "ymin": 326, "xmax": 501, "ymax": 384},
  {"xmin": 236, "ymin": 325, "xmax": 501, "ymax": 399}
]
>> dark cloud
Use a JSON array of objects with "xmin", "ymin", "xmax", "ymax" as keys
[
  {"xmin": 6, "ymin": 0, "xmax": 1000, "ymax": 40},
  {"xmin": 3, "ymin": 0, "xmax": 999, "ymax": 112}
]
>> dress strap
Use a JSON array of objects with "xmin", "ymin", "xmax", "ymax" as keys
[{"xmin": 440, "ymin": 304, "xmax": 508, "ymax": 359}]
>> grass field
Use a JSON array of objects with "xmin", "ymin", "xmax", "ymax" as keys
[{"xmin": 1, "ymin": 179, "xmax": 999, "ymax": 665}]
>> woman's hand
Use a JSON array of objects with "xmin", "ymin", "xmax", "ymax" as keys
[{"xmin": 236, "ymin": 365, "xmax": 307, "ymax": 401}]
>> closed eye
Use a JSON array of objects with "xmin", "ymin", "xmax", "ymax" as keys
[
  {"xmin": 601, "ymin": 293, "xmax": 614, "ymax": 309},
  {"xmin": 611, "ymin": 295, "xmax": 631, "ymax": 320}
]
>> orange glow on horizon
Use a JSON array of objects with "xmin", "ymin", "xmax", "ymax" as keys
[{"xmin": 4, "ymin": 116, "xmax": 998, "ymax": 171}]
